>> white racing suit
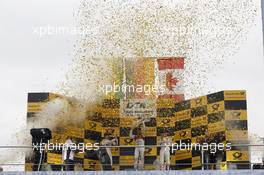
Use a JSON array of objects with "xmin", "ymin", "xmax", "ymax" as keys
[
  {"xmin": 101, "ymin": 138, "xmax": 117, "ymax": 166},
  {"xmin": 160, "ymin": 137, "xmax": 172, "ymax": 170},
  {"xmin": 130, "ymin": 129, "xmax": 145, "ymax": 170}
]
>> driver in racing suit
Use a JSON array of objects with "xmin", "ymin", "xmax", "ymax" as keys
[
  {"xmin": 130, "ymin": 126, "xmax": 145, "ymax": 170},
  {"xmin": 100, "ymin": 134, "xmax": 118, "ymax": 170},
  {"xmin": 159, "ymin": 132, "xmax": 172, "ymax": 170}
]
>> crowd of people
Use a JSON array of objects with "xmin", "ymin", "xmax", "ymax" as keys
[
  {"xmin": 61, "ymin": 117, "xmax": 176, "ymax": 171},
  {"xmin": 58, "ymin": 117, "xmax": 229, "ymax": 171}
]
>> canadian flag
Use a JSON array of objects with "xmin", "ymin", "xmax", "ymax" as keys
[{"xmin": 156, "ymin": 57, "xmax": 185, "ymax": 102}]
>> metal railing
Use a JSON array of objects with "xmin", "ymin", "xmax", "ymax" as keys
[{"xmin": 0, "ymin": 144, "xmax": 264, "ymax": 171}]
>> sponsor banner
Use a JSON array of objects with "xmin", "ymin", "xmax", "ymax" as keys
[
  {"xmin": 84, "ymin": 120, "xmax": 102, "ymax": 132},
  {"xmin": 175, "ymin": 158, "xmax": 192, "ymax": 169},
  {"xmin": 208, "ymin": 121, "xmax": 226, "ymax": 134},
  {"xmin": 84, "ymin": 139, "xmax": 96, "ymax": 144},
  {"xmin": 207, "ymin": 91, "xmax": 224, "ymax": 104},
  {"xmin": 226, "ymin": 150, "xmax": 249, "ymax": 162},
  {"xmin": 112, "ymin": 165, "xmax": 120, "ymax": 171},
  {"xmin": 225, "ymin": 120, "xmax": 248, "ymax": 130},
  {"xmin": 225, "ymin": 100, "xmax": 247, "ymax": 110},
  {"xmin": 208, "ymin": 111, "xmax": 224, "ymax": 124},
  {"xmin": 175, "ymin": 109, "xmax": 191, "ymax": 121},
  {"xmin": 119, "ymin": 137, "xmax": 135, "ymax": 146},
  {"xmin": 112, "ymin": 147, "xmax": 120, "ymax": 156},
  {"xmin": 102, "ymin": 118, "xmax": 120, "ymax": 127},
  {"xmin": 102, "ymin": 127, "xmax": 120, "ymax": 136},
  {"xmin": 84, "ymin": 130, "xmax": 102, "ymax": 141},
  {"xmin": 158, "ymin": 94, "xmax": 185, "ymax": 103},
  {"xmin": 144, "ymin": 147, "xmax": 157, "ymax": 156},
  {"xmin": 175, "ymin": 119, "xmax": 191, "ymax": 131},
  {"xmin": 220, "ymin": 161, "xmax": 227, "ymax": 170},
  {"xmin": 191, "ymin": 115, "xmax": 208, "ymax": 128},
  {"xmin": 119, "ymin": 156, "xmax": 135, "ymax": 165},
  {"xmin": 207, "ymin": 101, "xmax": 225, "ymax": 114},
  {"xmin": 225, "ymin": 110, "xmax": 247, "ymax": 120},
  {"xmin": 120, "ymin": 99, "xmax": 156, "ymax": 118},
  {"xmin": 66, "ymin": 126, "xmax": 84, "ymax": 138},
  {"xmin": 192, "ymin": 156, "xmax": 201, "ymax": 167},
  {"xmin": 144, "ymin": 165, "xmax": 155, "ymax": 170},
  {"xmin": 190, "ymin": 96, "xmax": 207, "ymax": 108},
  {"xmin": 83, "ymin": 159, "xmax": 101, "ymax": 170},
  {"xmin": 157, "ymin": 108, "xmax": 175, "ymax": 117},
  {"xmin": 156, "ymin": 98, "xmax": 175, "ymax": 108},
  {"xmin": 156, "ymin": 136, "xmax": 175, "ymax": 144},
  {"xmin": 27, "ymin": 102, "xmax": 44, "ymax": 113},
  {"xmin": 120, "ymin": 118, "xmax": 134, "ymax": 127},
  {"xmin": 25, "ymin": 163, "xmax": 33, "ymax": 171},
  {"xmin": 157, "ymin": 117, "xmax": 175, "ymax": 127},
  {"xmin": 191, "ymin": 125, "xmax": 208, "ymax": 137},
  {"xmin": 175, "ymin": 100, "xmax": 191, "ymax": 112},
  {"xmin": 175, "ymin": 129, "xmax": 192, "ymax": 141},
  {"xmin": 50, "ymin": 132, "xmax": 66, "ymax": 143},
  {"xmin": 190, "ymin": 106, "xmax": 207, "ymax": 118},
  {"xmin": 75, "ymin": 152, "xmax": 84, "ymax": 159},
  {"xmin": 102, "ymin": 99, "xmax": 120, "ymax": 108},
  {"xmin": 27, "ymin": 93, "xmax": 49, "ymax": 103},
  {"xmin": 101, "ymin": 108, "xmax": 120, "ymax": 117},
  {"xmin": 226, "ymin": 130, "xmax": 248, "ymax": 141},
  {"xmin": 47, "ymin": 153, "xmax": 63, "ymax": 165},
  {"xmin": 224, "ymin": 90, "xmax": 246, "ymax": 101},
  {"xmin": 191, "ymin": 135, "xmax": 205, "ymax": 144},
  {"xmin": 48, "ymin": 93, "xmax": 63, "ymax": 101},
  {"xmin": 174, "ymin": 150, "xmax": 192, "ymax": 160},
  {"xmin": 145, "ymin": 127, "xmax": 157, "ymax": 137}
]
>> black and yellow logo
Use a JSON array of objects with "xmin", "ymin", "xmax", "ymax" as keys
[
  {"xmin": 212, "ymin": 104, "xmax": 220, "ymax": 112},
  {"xmin": 88, "ymin": 161, "xmax": 96, "ymax": 168},
  {"xmin": 179, "ymin": 131, "xmax": 187, "ymax": 137},
  {"xmin": 124, "ymin": 138, "xmax": 133, "ymax": 145},
  {"xmin": 240, "ymin": 92, "xmax": 245, "ymax": 95},
  {"xmin": 161, "ymin": 119, "xmax": 171, "ymax": 125},
  {"xmin": 231, "ymin": 112, "xmax": 241, "ymax": 119},
  {"xmin": 89, "ymin": 122, "xmax": 97, "ymax": 130},
  {"xmin": 195, "ymin": 98, "xmax": 202, "ymax": 106},
  {"xmin": 106, "ymin": 128, "xmax": 115, "ymax": 135},
  {"xmin": 232, "ymin": 152, "xmax": 243, "ymax": 160},
  {"xmin": 144, "ymin": 148, "xmax": 152, "ymax": 155}
]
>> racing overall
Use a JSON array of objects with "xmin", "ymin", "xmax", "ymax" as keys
[
  {"xmin": 130, "ymin": 129, "xmax": 145, "ymax": 170},
  {"xmin": 100, "ymin": 138, "xmax": 117, "ymax": 170},
  {"xmin": 160, "ymin": 136, "xmax": 172, "ymax": 170}
]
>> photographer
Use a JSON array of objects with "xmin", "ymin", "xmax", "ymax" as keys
[
  {"xmin": 62, "ymin": 136, "xmax": 75, "ymax": 171},
  {"xmin": 99, "ymin": 134, "xmax": 118, "ymax": 171}
]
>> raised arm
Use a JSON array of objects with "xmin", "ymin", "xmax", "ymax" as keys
[
  {"xmin": 111, "ymin": 137, "xmax": 118, "ymax": 145},
  {"xmin": 129, "ymin": 128, "xmax": 135, "ymax": 139}
]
